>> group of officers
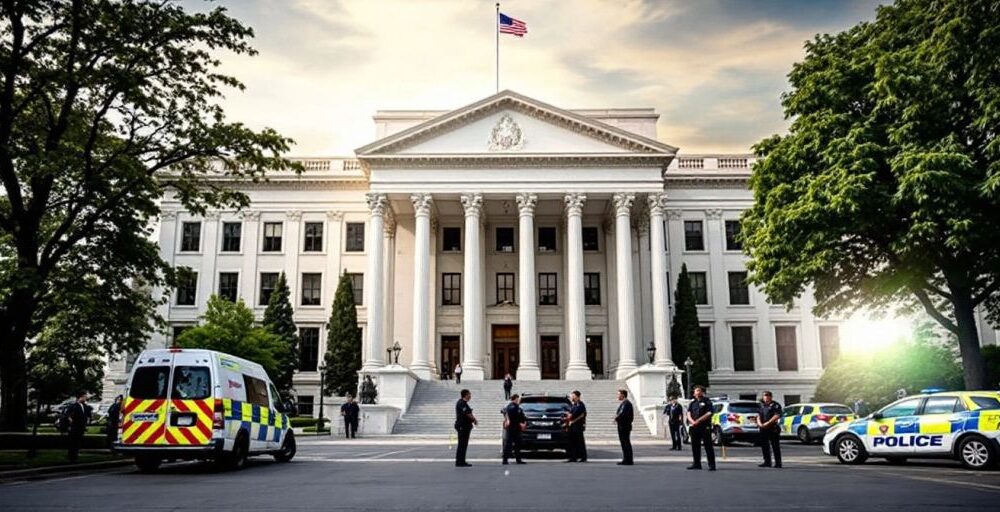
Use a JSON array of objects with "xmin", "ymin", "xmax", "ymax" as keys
[{"xmin": 454, "ymin": 384, "xmax": 784, "ymax": 469}]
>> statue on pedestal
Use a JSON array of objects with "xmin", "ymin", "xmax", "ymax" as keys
[
  {"xmin": 359, "ymin": 375, "xmax": 378, "ymax": 405},
  {"xmin": 667, "ymin": 372, "xmax": 682, "ymax": 399}
]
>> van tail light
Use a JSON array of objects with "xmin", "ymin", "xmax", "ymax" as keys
[
  {"xmin": 213, "ymin": 399, "xmax": 225, "ymax": 430},
  {"xmin": 815, "ymin": 414, "xmax": 831, "ymax": 422}
]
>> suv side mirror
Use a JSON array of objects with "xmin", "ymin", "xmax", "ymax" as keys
[{"xmin": 871, "ymin": 412, "xmax": 883, "ymax": 420}]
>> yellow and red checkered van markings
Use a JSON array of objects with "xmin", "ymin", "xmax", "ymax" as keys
[
  {"xmin": 164, "ymin": 399, "xmax": 214, "ymax": 446},
  {"xmin": 120, "ymin": 398, "xmax": 167, "ymax": 445}
]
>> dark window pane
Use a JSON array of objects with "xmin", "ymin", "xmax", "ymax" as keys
[
  {"xmin": 699, "ymin": 326, "xmax": 712, "ymax": 369},
  {"xmin": 785, "ymin": 395, "xmax": 801, "ymax": 406},
  {"xmin": 218, "ymin": 272, "xmax": 239, "ymax": 302},
  {"xmin": 303, "ymin": 222, "xmax": 324, "ymax": 252},
  {"xmin": 539, "ymin": 273, "xmax": 558, "ymax": 305},
  {"xmin": 345, "ymin": 223, "xmax": 365, "ymax": 252},
  {"xmin": 732, "ymin": 326, "xmax": 754, "ymax": 371},
  {"xmin": 496, "ymin": 227, "xmax": 515, "ymax": 252},
  {"xmin": 262, "ymin": 222, "xmax": 283, "ymax": 252},
  {"xmin": 582, "ymin": 227, "xmax": 599, "ymax": 251},
  {"xmin": 128, "ymin": 366, "xmax": 171, "ymax": 399},
  {"xmin": 442, "ymin": 273, "xmax": 461, "ymax": 306},
  {"xmin": 689, "ymin": 272, "xmax": 708, "ymax": 305},
  {"xmin": 442, "ymin": 227, "xmax": 462, "ymax": 252},
  {"xmin": 297, "ymin": 396, "xmax": 314, "ymax": 416},
  {"xmin": 299, "ymin": 327, "xmax": 320, "ymax": 371},
  {"xmin": 684, "ymin": 220, "xmax": 704, "ymax": 251},
  {"xmin": 222, "ymin": 222, "xmax": 242, "ymax": 252},
  {"xmin": 348, "ymin": 273, "xmax": 364, "ymax": 305},
  {"xmin": 176, "ymin": 270, "xmax": 198, "ymax": 306},
  {"xmin": 301, "ymin": 273, "xmax": 321, "ymax": 306},
  {"xmin": 538, "ymin": 227, "xmax": 557, "ymax": 252},
  {"xmin": 819, "ymin": 325, "xmax": 840, "ymax": 368},
  {"xmin": 259, "ymin": 272, "xmax": 279, "ymax": 306},
  {"xmin": 243, "ymin": 375, "xmax": 269, "ymax": 407},
  {"xmin": 584, "ymin": 273, "xmax": 601, "ymax": 305},
  {"xmin": 775, "ymin": 326, "xmax": 798, "ymax": 371},
  {"xmin": 181, "ymin": 222, "xmax": 201, "ymax": 252},
  {"xmin": 172, "ymin": 366, "xmax": 211, "ymax": 399},
  {"xmin": 725, "ymin": 220, "xmax": 742, "ymax": 251},
  {"xmin": 496, "ymin": 272, "xmax": 515, "ymax": 304},
  {"xmin": 728, "ymin": 271, "xmax": 749, "ymax": 305}
]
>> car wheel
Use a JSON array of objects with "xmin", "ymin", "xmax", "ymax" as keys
[
  {"xmin": 797, "ymin": 426, "xmax": 812, "ymax": 444},
  {"xmin": 958, "ymin": 435, "xmax": 996, "ymax": 470},
  {"xmin": 273, "ymin": 431, "xmax": 296, "ymax": 462},
  {"xmin": 835, "ymin": 435, "xmax": 867, "ymax": 465},
  {"xmin": 885, "ymin": 456, "xmax": 907, "ymax": 465},
  {"xmin": 134, "ymin": 455, "xmax": 161, "ymax": 473}
]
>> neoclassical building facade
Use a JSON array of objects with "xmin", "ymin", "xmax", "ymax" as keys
[{"xmin": 109, "ymin": 91, "xmax": 862, "ymax": 410}]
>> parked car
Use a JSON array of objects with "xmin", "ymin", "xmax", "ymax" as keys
[{"xmin": 504, "ymin": 394, "xmax": 572, "ymax": 452}]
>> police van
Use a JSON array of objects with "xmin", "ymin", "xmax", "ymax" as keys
[
  {"xmin": 823, "ymin": 391, "xmax": 1000, "ymax": 470},
  {"xmin": 114, "ymin": 348, "xmax": 296, "ymax": 472}
]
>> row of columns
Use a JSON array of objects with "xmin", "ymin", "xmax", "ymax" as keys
[{"xmin": 362, "ymin": 191, "xmax": 675, "ymax": 380}]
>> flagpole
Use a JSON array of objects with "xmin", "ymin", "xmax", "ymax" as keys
[{"xmin": 495, "ymin": 2, "xmax": 499, "ymax": 93}]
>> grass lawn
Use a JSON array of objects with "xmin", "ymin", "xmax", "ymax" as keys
[
  {"xmin": 31, "ymin": 426, "xmax": 106, "ymax": 435},
  {"xmin": 0, "ymin": 450, "xmax": 123, "ymax": 471}
]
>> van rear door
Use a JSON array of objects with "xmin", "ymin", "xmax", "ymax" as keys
[
  {"xmin": 121, "ymin": 355, "xmax": 173, "ymax": 445},
  {"xmin": 164, "ymin": 351, "xmax": 214, "ymax": 446}
]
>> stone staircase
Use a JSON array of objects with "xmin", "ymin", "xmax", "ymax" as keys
[{"xmin": 392, "ymin": 379, "xmax": 654, "ymax": 439}]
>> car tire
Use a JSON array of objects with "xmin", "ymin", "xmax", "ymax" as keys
[
  {"xmin": 273, "ymin": 431, "xmax": 296, "ymax": 463},
  {"xmin": 958, "ymin": 434, "xmax": 996, "ymax": 470},
  {"xmin": 134, "ymin": 455, "xmax": 161, "ymax": 473},
  {"xmin": 797, "ymin": 426, "xmax": 812, "ymax": 444},
  {"xmin": 220, "ymin": 432, "xmax": 249, "ymax": 471},
  {"xmin": 885, "ymin": 456, "xmax": 907, "ymax": 465},
  {"xmin": 835, "ymin": 435, "xmax": 867, "ymax": 465}
]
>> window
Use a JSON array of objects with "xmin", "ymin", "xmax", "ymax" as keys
[
  {"xmin": 303, "ymin": 222, "xmax": 324, "ymax": 252},
  {"xmin": 684, "ymin": 220, "xmax": 704, "ymax": 251},
  {"xmin": 538, "ymin": 227, "xmax": 557, "ymax": 252},
  {"xmin": 222, "ymin": 222, "xmax": 242, "ymax": 252},
  {"xmin": 539, "ymin": 273, "xmax": 558, "ymax": 305},
  {"xmin": 785, "ymin": 396, "xmax": 802, "ymax": 407},
  {"xmin": 728, "ymin": 272, "xmax": 750, "ymax": 305},
  {"xmin": 732, "ymin": 326, "xmax": 754, "ymax": 371},
  {"xmin": 584, "ymin": 273, "xmax": 601, "ymax": 305},
  {"xmin": 128, "ymin": 366, "xmax": 170, "ymax": 399},
  {"xmin": 218, "ymin": 272, "xmax": 239, "ymax": 302},
  {"xmin": 970, "ymin": 396, "xmax": 1000, "ymax": 410},
  {"xmin": 299, "ymin": 327, "xmax": 320, "ymax": 371},
  {"xmin": 582, "ymin": 227, "xmax": 600, "ymax": 251},
  {"xmin": 775, "ymin": 326, "xmax": 798, "ymax": 371},
  {"xmin": 879, "ymin": 398, "xmax": 921, "ymax": 418},
  {"xmin": 442, "ymin": 273, "xmax": 461, "ymax": 306},
  {"xmin": 496, "ymin": 227, "xmax": 515, "ymax": 252},
  {"xmin": 262, "ymin": 222, "xmax": 283, "ymax": 252},
  {"xmin": 699, "ymin": 326, "xmax": 712, "ymax": 369},
  {"xmin": 689, "ymin": 272, "xmax": 708, "ymax": 305},
  {"xmin": 172, "ymin": 366, "xmax": 210, "ymax": 399},
  {"xmin": 921, "ymin": 397, "xmax": 961, "ymax": 415},
  {"xmin": 820, "ymin": 405, "xmax": 854, "ymax": 414},
  {"xmin": 180, "ymin": 222, "xmax": 201, "ymax": 252},
  {"xmin": 259, "ymin": 272, "xmax": 279, "ymax": 306},
  {"xmin": 176, "ymin": 270, "xmax": 197, "ymax": 306},
  {"xmin": 725, "ymin": 220, "xmax": 742, "ymax": 251},
  {"xmin": 819, "ymin": 325, "xmax": 841, "ymax": 368},
  {"xmin": 297, "ymin": 396, "xmax": 314, "ymax": 416},
  {"xmin": 738, "ymin": 394, "xmax": 757, "ymax": 401},
  {"xmin": 172, "ymin": 325, "xmax": 190, "ymax": 342},
  {"xmin": 496, "ymin": 272, "xmax": 515, "ymax": 304},
  {"xmin": 243, "ymin": 375, "xmax": 270, "ymax": 407},
  {"xmin": 347, "ymin": 273, "xmax": 364, "ymax": 305},
  {"xmin": 800, "ymin": 405, "xmax": 815, "ymax": 415},
  {"xmin": 442, "ymin": 227, "xmax": 462, "ymax": 252},
  {"xmin": 301, "ymin": 273, "xmax": 321, "ymax": 306},
  {"xmin": 345, "ymin": 222, "xmax": 365, "ymax": 252}
]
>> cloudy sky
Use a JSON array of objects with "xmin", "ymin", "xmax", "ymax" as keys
[{"xmin": 190, "ymin": 0, "xmax": 884, "ymax": 156}]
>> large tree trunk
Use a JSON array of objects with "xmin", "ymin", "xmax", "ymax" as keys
[
  {"xmin": 0, "ymin": 279, "xmax": 38, "ymax": 432},
  {"xmin": 952, "ymin": 290, "xmax": 989, "ymax": 390}
]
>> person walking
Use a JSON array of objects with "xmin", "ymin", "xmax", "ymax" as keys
[
  {"xmin": 340, "ymin": 394, "xmax": 360, "ymax": 439},
  {"xmin": 105, "ymin": 395, "xmax": 123, "ymax": 449},
  {"xmin": 564, "ymin": 390, "xmax": 587, "ymax": 463},
  {"xmin": 454, "ymin": 363, "xmax": 463, "ymax": 385},
  {"xmin": 757, "ymin": 391, "xmax": 782, "ymax": 468},
  {"xmin": 614, "ymin": 389, "xmax": 634, "ymax": 465},
  {"xmin": 502, "ymin": 373, "xmax": 513, "ymax": 400},
  {"xmin": 686, "ymin": 385, "xmax": 716, "ymax": 471},
  {"xmin": 454, "ymin": 389, "xmax": 477, "ymax": 467},
  {"xmin": 502, "ymin": 394, "xmax": 527, "ymax": 465},
  {"xmin": 664, "ymin": 394, "xmax": 684, "ymax": 450},
  {"xmin": 66, "ymin": 391, "xmax": 91, "ymax": 463}
]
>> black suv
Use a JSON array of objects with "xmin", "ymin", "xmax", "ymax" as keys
[{"xmin": 517, "ymin": 395, "xmax": 572, "ymax": 452}]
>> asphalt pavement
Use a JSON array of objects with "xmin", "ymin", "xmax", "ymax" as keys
[{"xmin": 2, "ymin": 436, "xmax": 998, "ymax": 511}]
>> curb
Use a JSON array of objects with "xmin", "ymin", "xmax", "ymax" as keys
[{"xmin": 0, "ymin": 458, "xmax": 134, "ymax": 481}]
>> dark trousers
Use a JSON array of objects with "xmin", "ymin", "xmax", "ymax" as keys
[
  {"xmin": 760, "ymin": 428, "xmax": 781, "ymax": 466},
  {"xmin": 68, "ymin": 431, "xmax": 84, "ymax": 462},
  {"xmin": 689, "ymin": 427, "xmax": 716, "ymax": 468},
  {"xmin": 455, "ymin": 428, "xmax": 471, "ymax": 465},
  {"xmin": 106, "ymin": 423, "xmax": 119, "ymax": 449},
  {"xmin": 669, "ymin": 422, "xmax": 683, "ymax": 450},
  {"xmin": 503, "ymin": 429, "xmax": 523, "ymax": 462},
  {"xmin": 344, "ymin": 417, "xmax": 358, "ymax": 438},
  {"xmin": 567, "ymin": 429, "xmax": 587, "ymax": 461},
  {"xmin": 455, "ymin": 373, "xmax": 462, "ymax": 384},
  {"xmin": 618, "ymin": 426, "xmax": 633, "ymax": 463},
  {"xmin": 504, "ymin": 387, "xmax": 512, "ymax": 400}
]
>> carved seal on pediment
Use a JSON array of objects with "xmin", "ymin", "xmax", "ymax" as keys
[{"xmin": 487, "ymin": 114, "xmax": 524, "ymax": 151}]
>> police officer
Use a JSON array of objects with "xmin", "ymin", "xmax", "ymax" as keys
[
  {"xmin": 502, "ymin": 394, "xmax": 527, "ymax": 465},
  {"xmin": 564, "ymin": 390, "xmax": 587, "ymax": 463},
  {"xmin": 454, "ymin": 389, "xmax": 477, "ymax": 467},
  {"xmin": 664, "ymin": 394, "xmax": 684, "ymax": 450},
  {"xmin": 614, "ymin": 389, "xmax": 634, "ymax": 465},
  {"xmin": 340, "ymin": 393, "xmax": 360, "ymax": 439},
  {"xmin": 757, "ymin": 390, "xmax": 782, "ymax": 468},
  {"xmin": 686, "ymin": 385, "xmax": 716, "ymax": 471}
]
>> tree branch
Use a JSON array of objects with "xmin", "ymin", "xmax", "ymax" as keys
[{"xmin": 909, "ymin": 285, "xmax": 959, "ymax": 334}]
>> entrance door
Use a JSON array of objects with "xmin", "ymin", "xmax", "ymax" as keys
[
  {"xmin": 440, "ymin": 335, "xmax": 460, "ymax": 379},
  {"xmin": 491, "ymin": 324, "xmax": 519, "ymax": 379},
  {"xmin": 541, "ymin": 336, "xmax": 560, "ymax": 379},
  {"xmin": 586, "ymin": 335, "xmax": 604, "ymax": 378}
]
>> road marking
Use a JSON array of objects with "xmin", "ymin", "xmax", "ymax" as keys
[
  {"xmin": 882, "ymin": 473, "xmax": 1000, "ymax": 493},
  {"xmin": 294, "ymin": 456, "xmax": 830, "ymax": 464}
]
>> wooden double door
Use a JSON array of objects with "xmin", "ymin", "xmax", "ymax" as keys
[{"xmin": 492, "ymin": 324, "xmax": 519, "ymax": 379}]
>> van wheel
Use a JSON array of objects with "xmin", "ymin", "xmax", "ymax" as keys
[
  {"xmin": 797, "ymin": 426, "xmax": 812, "ymax": 444},
  {"xmin": 219, "ymin": 432, "xmax": 249, "ymax": 471},
  {"xmin": 835, "ymin": 435, "xmax": 867, "ymax": 465},
  {"xmin": 134, "ymin": 455, "xmax": 161, "ymax": 473},
  {"xmin": 958, "ymin": 435, "xmax": 996, "ymax": 470},
  {"xmin": 274, "ymin": 431, "xmax": 296, "ymax": 462}
]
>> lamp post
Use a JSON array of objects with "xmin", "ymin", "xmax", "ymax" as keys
[
  {"xmin": 645, "ymin": 341, "xmax": 656, "ymax": 365},
  {"xmin": 317, "ymin": 362, "xmax": 327, "ymax": 434},
  {"xmin": 392, "ymin": 341, "xmax": 402, "ymax": 365},
  {"xmin": 684, "ymin": 357, "xmax": 694, "ymax": 398},
  {"xmin": 386, "ymin": 346, "xmax": 392, "ymax": 364}
]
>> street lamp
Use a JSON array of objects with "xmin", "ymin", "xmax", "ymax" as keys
[
  {"xmin": 646, "ymin": 341, "xmax": 656, "ymax": 365},
  {"xmin": 386, "ymin": 346, "xmax": 392, "ymax": 364},
  {"xmin": 684, "ymin": 357, "xmax": 694, "ymax": 398},
  {"xmin": 317, "ymin": 362, "xmax": 327, "ymax": 434},
  {"xmin": 391, "ymin": 341, "xmax": 402, "ymax": 365}
]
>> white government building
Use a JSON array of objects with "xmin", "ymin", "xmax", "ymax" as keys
[{"xmin": 109, "ymin": 90, "xmax": 855, "ymax": 416}]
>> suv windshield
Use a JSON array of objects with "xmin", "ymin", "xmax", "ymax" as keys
[
  {"xmin": 129, "ymin": 366, "xmax": 170, "ymax": 399},
  {"xmin": 729, "ymin": 402, "xmax": 759, "ymax": 414},
  {"xmin": 520, "ymin": 398, "xmax": 571, "ymax": 414},
  {"xmin": 820, "ymin": 405, "xmax": 853, "ymax": 414}
]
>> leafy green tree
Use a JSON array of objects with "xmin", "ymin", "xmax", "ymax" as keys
[
  {"xmin": 263, "ymin": 273, "xmax": 298, "ymax": 396},
  {"xmin": 0, "ymin": 1, "xmax": 298, "ymax": 430},
  {"xmin": 176, "ymin": 296, "xmax": 286, "ymax": 379},
  {"xmin": 742, "ymin": 0, "xmax": 1000, "ymax": 390},
  {"xmin": 324, "ymin": 273, "xmax": 362, "ymax": 397},
  {"xmin": 672, "ymin": 264, "xmax": 709, "ymax": 388}
]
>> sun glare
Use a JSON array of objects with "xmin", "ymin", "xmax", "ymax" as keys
[{"xmin": 841, "ymin": 314, "xmax": 914, "ymax": 356}]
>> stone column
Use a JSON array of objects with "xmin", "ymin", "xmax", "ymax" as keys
[
  {"xmin": 409, "ymin": 193, "xmax": 433, "ymax": 379},
  {"xmin": 564, "ymin": 193, "xmax": 592, "ymax": 380},
  {"xmin": 516, "ymin": 193, "xmax": 541, "ymax": 380},
  {"xmin": 613, "ymin": 193, "xmax": 639, "ymax": 378},
  {"xmin": 460, "ymin": 193, "xmax": 486, "ymax": 380},
  {"xmin": 648, "ymin": 193, "xmax": 673, "ymax": 367},
  {"xmin": 362, "ymin": 193, "xmax": 388, "ymax": 371},
  {"xmin": 239, "ymin": 210, "xmax": 260, "ymax": 306}
]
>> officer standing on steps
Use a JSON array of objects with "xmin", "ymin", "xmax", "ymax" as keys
[
  {"xmin": 454, "ymin": 389, "xmax": 477, "ymax": 467},
  {"xmin": 502, "ymin": 394, "xmax": 527, "ymax": 465},
  {"xmin": 686, "ymin": 385, "xmax": 716, "ymax": 471},
  {"xmin": 665, "ymin": 394, "xmax": 684, "ymax": 450},
  {"xmin": 757, "ymin": 390, "xmax": 783, "ymax": 468},
  {"xmin": 564, "ymin": 390, "xmax": 588, "ymax": 463}
]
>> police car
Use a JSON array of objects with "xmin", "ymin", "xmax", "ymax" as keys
[
  {"xmin": 780, "ymin": 402, "xmax": 856, "ymax": 444},
  {"xmin": 823, "ymin": 391, "xmax": 1000, "ymax": 470},
  {"xmin": 709, "ymin": 399, "xmax": 761, "ymax": 446}
]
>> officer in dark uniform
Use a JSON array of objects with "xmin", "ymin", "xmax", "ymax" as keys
[
  {"xmin": 66, "ymin": 391, "xmax": 91, "ymax": 463},
  {"xmin": 502, "ymin": 394, "xmax": 527, "ymax": 465},
  {"xmin": 686, "ymin": 385, "xmax": 716, "ymax": 471},
  {"xmin": 664, "ymin": 394, "xmax": 684, "ymax": 450},
  {"xmin": 340, "ymin": 394, "xmax": 360, "ymax": 439},
  {"xmin": 565, "ymin": 390, "xmax": 587, "ymax": 463},
  {"xmin": 757, "ymin": 390, "xmax": 782, "ymax": 468},
  {"xmin": 454, "ymin": 389, "xmax": 477, "ymax": 467},
  {"xmin": 614, "ymin": 389, "xmax": 634, "ymax": 465}
]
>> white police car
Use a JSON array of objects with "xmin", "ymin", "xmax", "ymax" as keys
[{"xmin": 823, "ymin": 391, "xmax": 1000, "ymax": 470}]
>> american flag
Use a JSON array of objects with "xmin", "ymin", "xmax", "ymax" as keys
[{"xmin": 499, "ymin": 13, "xmax": 527, "ymax": 37}]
